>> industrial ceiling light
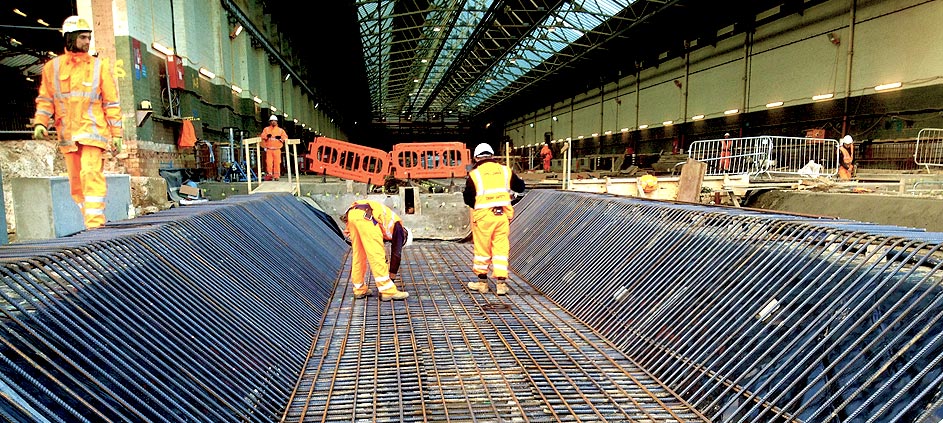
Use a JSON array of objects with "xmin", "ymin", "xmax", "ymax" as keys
[
  {"xmin": 827, "ymin": 32, "xmax": 840, "ymax": 45},
  {"xmin": 231, "ymin": 84, "xmax": 242, "ymax": 93},
  {"xmin": 13, "ymin": 9, "xmax": 26, "ymax": 17},
  {"xmin": 766, "ymin": 101, "xmax": 784, "ymax": 108},
  {"xmin": 692, "ymin": 114, "xmax": 705, "ymax": 120},
  {"xmin": 37, "ymin": 19, "xmax": 48, "ymax": 27},
  {"xmin": 875, "ymin": 82, "xmax": 902, "ymax": 91},
  {"xmin": 284, "ymin": 73, "xmax": 290, "ymax": 81},
  {"xmin": 198, "ymin": 67, "xmax": 216, "ymax": 80},
  {"xmin": 724, "ymin": 109, "xmax": 739, "ymax": 115},
  {"xmin": 638, "ymin": 124, "xmax": 649, "ymax": 129},
  {"xmin": 151, "ymin": 42, "xmax": 174, "ymax": 56},
  {"xmin": 662, "ymin": 121, "xmax": 673, "ymax": 126},
  {"xmin": 253, "ymin": 96, "xmax": 262, "ymax": 104},
  {"xmin": 812, "ymin": 93, "xmax": 834, "ymax": 101},
  {"xmin": 229, "ymin": 23, "xmax": 243, "ymax": 39}
]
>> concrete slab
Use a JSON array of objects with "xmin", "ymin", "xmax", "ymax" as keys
[
  {"xmin": 251, "ymin": 181, "xmax": 296, "ymax": 193},
  {"xmin": 11, "ymin": 175, "xmax": 132, "ymax": 241}
]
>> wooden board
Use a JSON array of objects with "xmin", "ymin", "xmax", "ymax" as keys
[{"xmin": 676, "ymin": 158, "xmax": 707, "ymax": 202}]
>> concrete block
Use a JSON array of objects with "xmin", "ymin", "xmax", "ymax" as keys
[{"xmin": 11, "ymin": 175, "xmax": 132, "ymax": 241}]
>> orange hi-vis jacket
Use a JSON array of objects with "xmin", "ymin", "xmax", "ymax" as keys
[
  {"xmin": 34, "ymin": 50, "xmax": 122, "ymax": 153},
  {"xmin": 469, "ymin": 162, "xmax": 513, "ymax": 210},
  {"xmin": 261, "ymin": 126, "xmax": 287, "ymax": 150}
]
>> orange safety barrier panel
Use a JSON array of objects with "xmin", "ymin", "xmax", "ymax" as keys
[
  {"xmin": 391, "ymin": 142, "xmax": 471, "ymax": 179},
  {"xmin": 306, "ymin": 137, "xmax": 391, "ymax": 185}
]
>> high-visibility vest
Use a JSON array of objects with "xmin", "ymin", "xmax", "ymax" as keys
[
  {"xmin": 470, "ymin": 162, "xmax": 512, "ymax": 209},
  {"xmin": 350, "ymin": 200, "xmax": 402, "ymax": 240},
  {"xmin": 34, "ymin": 51, "xmax": 122, "ymax": 150}
]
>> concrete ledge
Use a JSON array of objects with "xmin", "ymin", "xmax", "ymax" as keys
[
  {"xmin": 11, "ymin": 175, "xmax": 132, "ymax": 241},
  {"xmin": 743, "ymin": 190, "xmax": 943, "ymax": 233}
]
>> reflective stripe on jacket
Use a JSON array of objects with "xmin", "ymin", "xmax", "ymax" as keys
[
  {"xmin": 261, "ymin": 126, "xmax": 287, "ymax": 150},
  {"xmin": 34, "ymin": 51, "xmax": 122, "ymax": 150},
  {"xmin": 469, "ymin": 162, "xmax": 511, "ymax": 209},
  {"xmin": 351, "ymin": 200, "xmax": 402, "ymax": 240}
]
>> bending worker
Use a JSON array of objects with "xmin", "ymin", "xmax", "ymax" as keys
[
  {"xmin": 463, "ymin": 143, "xmax": 526, "ymax": 296},
  {"xmin": 33, "ymin": 16, "xmax": 122, "ymax": 230},
  {"xmin": 260, "ymin": 115, "xmax": 287, "ymax": 180},
  {"xmin": 342, "ymin": 199, "xmax": 411, "ymax": 301}
]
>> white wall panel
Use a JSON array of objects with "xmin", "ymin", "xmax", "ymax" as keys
[
  {"xmin": 572, "ymin": 101, "xmax": 601, "ymax": 138},
  {"xmin": 851, "ymin": 1, "xmax": 943, "ymax": 91}
]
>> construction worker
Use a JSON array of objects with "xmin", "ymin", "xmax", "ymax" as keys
[
  {"xmin": 463, "ymin": 143, "xmax": 526, "ymax": 296},
  {"xmin": 838, "ymin": 135, "xmax": 855, "ymax": 180},
  {"xmin": 261, "ymin": 115, "xmax": 287, "ymax": 180},
  {"xmin": 33, "ymin": 16, "xmax": 122, "ymax": 230},
  {"xmin": 540, "ymin": 141, "xmax": 553, "ymax": 172},
  {"xmin": 719, "ymin": 132, "xmax": 733, "ymax": 172},
  {"xmin": 341, "ymin": 199, "xmax": 411, "ymax": 301}
]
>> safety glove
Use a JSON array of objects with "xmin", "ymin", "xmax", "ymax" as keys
[{"xmin": 32, "ymin": 124, "xmax": 48, "ymax": 140}]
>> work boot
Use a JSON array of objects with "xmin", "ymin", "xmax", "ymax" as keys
[
  {"xmin": 467, "ymin": 281, "xmax": 489, "ymax": 294},
  {"xmin": 380, "ymin": 290, "xmax": 409, "ymax": 301},
  {"xmin": 354, "ymin": 289, "xmax": 373, "ymax": 299},
  {"xmin": 495, "ymin": 282, "xmax": 508, "ymax": 296}
]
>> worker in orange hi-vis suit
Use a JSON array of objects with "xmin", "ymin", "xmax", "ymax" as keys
[
  {"xmin": 33, "ymin": 16, "xmax": 123, "ymax": 230},
  {"xmin": 540, "ymin": 142, "xmax": 553, "ymax": 172},
  {"xmin": 838, "ymin": 135, "xmax": 855, "ymax": 180},
  {"xmin": 342, "ymin": 199, "xmax": 411, "ymax": 301},
  {"xmin": 260, "ymin": 115, "xmax": 287, "ymax": 180},
  {"xmin": 463, "ymin": 143, "xmax": 526, "ymax": 296},
  {"xmin": 719, "ymin": 132, "xmax": 733, "ymax": 172}
]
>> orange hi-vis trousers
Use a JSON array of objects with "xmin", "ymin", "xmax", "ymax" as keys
[
  {"xmin": 346, "ymin": 208, "xmax": 397, "ymax": 295},
  {"xmin": 266, "ymin": 148, "xmax": 282, "ymax": 179},
  {"xmin": 471, "ymin": 207, "xmax": 510, "ymax": 279},
  {"xmin": 64, "ymin": 144, "xmax": 106, "ymax": 229}
]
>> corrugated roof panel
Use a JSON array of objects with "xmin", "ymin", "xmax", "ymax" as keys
[
  {"xmin": 409, "ymin": 0, "xmax": 495, "ymax": 114},
  {"xmin": 458, "ymin": 0, "xmax": 633, "ymax": 110}
]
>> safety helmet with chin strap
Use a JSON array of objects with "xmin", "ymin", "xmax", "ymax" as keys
[{"xmin": 62, "ymin": 16, "xmax": 92, "ymax": 34}]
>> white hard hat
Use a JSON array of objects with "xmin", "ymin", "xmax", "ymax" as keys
[
  {"xmin": 62, "ymin": 16, "xmax": 92, "ymax": 34},
  {"xmin": 724, "ymin": 132, "xmax": 730, "ymax": 137},
  {"xmin": 473, "ymin": 143, "xmax": 494, "ymax": 158},
  {"xmin": 404, "ymin": 227, "xmax": 414, "ymax": 247},
  {"xmin": 841, "ymin": 135, "xmax": 853, "ymax": 145},
  {"xmin": 269, "ymin": 115, "xmax": 279, "ymax": 122}
]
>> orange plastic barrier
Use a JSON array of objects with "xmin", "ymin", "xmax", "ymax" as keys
[
  {"xmin": 306, "ymin": 137, "xmax": 391, "ymax": 185},
  {"xmin": 391, "ymin": 142, "xmax": 471, "ymax": 179}
]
